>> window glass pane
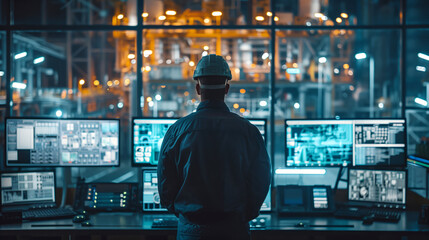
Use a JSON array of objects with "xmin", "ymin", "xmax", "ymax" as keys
[
  {"xmin": 406, "ymin": 109, "xmax": 429, "ymax": 158},
  {"xmin": 12, "ymin": 0, "xmax": 133, "ymax": 26},
  {"xmin": 406, "ymin": 30, "xmax": 429, "ymax": 109},
  {"xmin": 143, "ymin": 0, "xmax": 271, "ymax": 25},
  {"xmin": 0, "ymin": 32, "xmax": 5, "ymax": 105},
  {"xmin": 0, "ymin": 108, "xmax": 5, "ymax": 171},
  {"xmin": 274, "ymin": 0, "xmax": 400, "ymax": 26},
  {"xmin": 0, "ymin": 1, "xmax": 6, "ymax": 25},
  {"xmin": 142, "ymin": 29, "xmax": 270, "ymax": 118},
  {"xmin": 407, "ymin": 0, "xmax": 429, "ymax": 24}
]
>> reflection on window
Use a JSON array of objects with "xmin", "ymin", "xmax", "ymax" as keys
[
  {"xmin": 143, "ymin": 0, "xmax": 271, "ymax": 25},
  {"xmin": 275, "ymin": 30, "xmax": 400, "ymax": 119},
  {"xmin": 11, "ymin": 31, "xmax": 135, "ymax": 119},
  {"xmin": 0, "ymin": 32, "xmax": 5, "ymax": 104},
  {"xmin": 142, "ymin": 29, "xmax": 270, "ymax": 118}
]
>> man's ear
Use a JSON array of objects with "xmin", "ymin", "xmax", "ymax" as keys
[
  {"xmin": 225, "ymin": 83, "xmax": 230, "ymax": 95},
  {"xmin": 196, "ymin": 83, "xmax": 201, "ymax": 95}
]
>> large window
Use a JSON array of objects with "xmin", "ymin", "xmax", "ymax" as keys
[{"xmin": 1, "ymin": 1, "xmax": 427, "ymax": 185}]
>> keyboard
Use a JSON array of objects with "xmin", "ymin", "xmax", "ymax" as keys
[
  {"xmin": 152, "ymin": 218, "xmax": 178, "ymax": 228},
  {"xmin": 334, "ymin": 207, "xmax": 401, "ymax": 222},
  {"xmin": 22, "ymin": 208, "xmax": 76, "ymax": 221}
]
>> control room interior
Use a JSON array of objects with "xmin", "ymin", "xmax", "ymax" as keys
[{"xmin": 1, "ymin": 0, "xmax": 429, "ymax": 240}]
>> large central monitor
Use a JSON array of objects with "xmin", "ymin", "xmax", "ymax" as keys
[
  {"xmin": 5, "ymin": 118, "xmax": 120, "ymax": 167},
  {"xmin": 285, "ymin": 119, "xmax": 406, "ymax": 167}
]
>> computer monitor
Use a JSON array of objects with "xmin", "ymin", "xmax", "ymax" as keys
[
  {"xmin": 348, "ymin": 168, "xmax": 406, "ymax": 208},
  {"xmin": 248, "ymin": 119, "xmax": 267, "ymax": 144},
  {"xmin": 1, "ymin": 171, "xmax": 56, "ymax": 210},
  {"xmin": 132, "ymin": 118, "xmax": 178, "ymax": 166},
  {"xmin": 285, "ymin": 119, "xmax": 406, "ymax": 167},
  {"xmin": 5, "ymin": 118, "xmax": 120, "ymax": 167}
]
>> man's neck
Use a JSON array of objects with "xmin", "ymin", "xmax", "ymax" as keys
[{"xmin": 200, "ymin": 96, "xmax": 225, "ymax": 102}]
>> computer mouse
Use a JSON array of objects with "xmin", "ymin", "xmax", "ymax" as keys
[
  {"xmin": 362, "ymin": 215, "xmax": 374, "ymax": 225},
  {"xmin": 81, "ymin": 221, "xmax": 92, "ymax": 227},
  {"xmin": 72, "ymin": 214, "xmax": 88, "ymax": 223}
]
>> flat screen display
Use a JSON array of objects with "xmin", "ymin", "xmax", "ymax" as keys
[{"xmin": 6, "ymin": 118, "xmax": 120, "ymax": 167}]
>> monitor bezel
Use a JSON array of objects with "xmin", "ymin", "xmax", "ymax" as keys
[
  {"xmin": 284, "ymin": 118, "xmax": 407, "ymax": 168},
  {"xmin": 0, "ymin": 170, "xmax": 57, "ymax": 208},
  {"xmin": 141, "ymin": 168, "xmax": 168, "ymax": 212},
  {"xmin": 4, "ymin": 117, "xmax": 121, "ymax": 167},
  {"xmin": 347, "ymin": 167, "xmax": 407, "ymax": 209},
  {"xmin": 131, "ymin": 117, "xmax": 179, "ymax": 167}
]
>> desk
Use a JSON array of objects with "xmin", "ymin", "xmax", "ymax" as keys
[{"xmin": 1, "ymin": 211, "xmax": 429, "ymax": 240}]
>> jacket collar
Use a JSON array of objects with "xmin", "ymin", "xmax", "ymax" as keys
[{"xmin": 197, "ymin": 100, "xmax": 230, "ymax": 112}]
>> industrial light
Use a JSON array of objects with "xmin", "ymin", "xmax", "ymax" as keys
[
  {"xmin": 318, "ymin": 57, "xmax": 327, "ymax": 63},
  {"xmin": 148, "ymin": 101, "xmax": 154, "ymax": 107},
  {"xmin": 117, "ymin": 14, "xmax": 124, "ymax": 20},
  {"xmin": 292, "ymin": 63, "xmax": 298, "ymax": 68},
  {"xmin": 286, "ymin": 68, "xmax": 300, "ymax": 74},
  {"xmin": 94, "ymin": 80, "xmax": 100, "ymax": 86},
  {"xmin": 416, "ymin": 66, "xmax": 427, "ymax": 72},
  {"xmin": 147, "ymin": 97, "xmax": 153, "ymax": 102},
  {"xmin": 262, "ymin": 52, "xmax": 269, "ymax": 60},
  {"xmin": 124, "ymin": 78, "xmax": 130, "ymax": 86},
  {"xmin": 166, "ymin": 59, "xmax": 172, "ymax": 64},
  {"xmin": 334, "ymin": 68, "xmax": 340, "ymax": 74},
  {"xmin": 259, "ymin": 100, "xmax": 267, "ymax": 107},
  {"xmin": 343, "ymin": 63, "xmax": 350, "ymax": 69},
  {"xmin": 142, "ymin": 12, "xmax": 149, "ymax": 18},
  {"xmin": 314, "ymin": 13, "xmax": 324, "ymax": 18},
  {"xmin": 275, "ymin": 169, "xmax": 327, "ymax": 175},
  {"xmin": 107, "ymin": 80, "xmax": 113, "ymax": 87},
  {"xmin": 240, "ymin": 89, "xmax": 246, "ymax": 94},
  {"xmin": 143, "ymin": 50, "xmax": 153, "ymax": 57},
  {"xmin": 189, "ymin": 61, "xmax": 195, "ymax": 67},
  {"xmin": 166, "ymin": 10, "xmax": 176, "ymax": 16},
  {"xmin": 239, "ymin": 108, "xmax": 245, "ymax": 113},
  {"xmin": 33, "ymin": 56, "xmax": 45, "ymax": 64},
  {"xmin": 117, "ymin": 102, "xmax": 124, "ymax": 108},
  {"xmin": 14, "ymin": 52, "xmax": 27, "ymax": 60},
  {"xmin": 355, "ymin": 52, "xmax": 367, "ymax": 60},
  {"xmin": 274, "ymin": 16, "xmax": 279, "ymax": 22},
  {"xmin": 155, "ymin": 94, "xmax": 162, "ymax": 101},
  {"xmin": 336, "ymin": 17, "xmax": 342, "ymax": 23},
  {"xmin": 56, "ymin": 110, "xmax": 63, "ymax": 117},
  {"xmin": 202, "ymin": 51, "xmax": 208, "ymax": 57},
  {"xmin": 113, "ymin": 79, "xmax": 120, "ymax": 86},
  {"xmin": 204, "ymin": 18, "xmax": 211, "ymax": 24},
  {"xmin": 294, "ymin": 102, "xmax": 300, "ymax": 109},
  {"xmin": 255, "ymin": 16, "xmax": 264, "ymax": 21},
  {"xmin": 212, "ymin": 11, "xmax": 222, "ymax": 17},
  {"xmin": 158, "ymin": 15, "xmax": 166, "ymax": 21},
  {"xmin": 203, "ymin": 45, "xmax": 209, "ymax": 51},
  {"xmin": 0, "ymin": 71, "xmax": 4, "ymax": 76},
  {"xmin": 341, "ymin": 13, "xmax": 349, "ymax": 18},
  {"xmin": 415, "ymin": 97, "xmax": 428, "ymax": 107},
  {"xmin": 128, "ymin": 54, "xmax": 135, "ymax": 59},
  {"xmin": 233, "ymin": 103, "xmax": 239, "ymax": 109},
  {"xmin": 12, "ymin": 82, "xmax": 26, "ymax": 89},
  {"xmin": 79, "ymin": 79, "xmax": 85, "ymax": 85},
  {"xmin": 418, "ymin": 53, "xmax": 429, "ymax": 61},
  {"xmin": 378, "ymin": 103, "xmax": 384, "ymax": 109},
  {"xmin": 266, "ymin": 12, "xmax": 272, "ymax": 17}
]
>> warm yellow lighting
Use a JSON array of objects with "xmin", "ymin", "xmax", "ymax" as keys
[
  {"xmin": 117, "ymin": 14, "xmax": 124, "ymax": 20},
  {"xmin": 314, "ymin": 13, "xmax": 324, "ymax": 18},
  {"xmin": 233, "ymin": 103, "xmax": 239, "ymax": 109},
  {"xmin": 234, "ymin": 68, "xmax": 240, "ymax": 74},
  {"xmin": 255, "ymin": 16, "xmax": 264, "ymax": 21},
  {"xmin": 239, "ymin": 108, "xmax": 245, "ymax": 113},
  {"xmin": 274, "ymin": 16, "xmax": 279, "ymax": 22},
  {"xmin": 184, "ymin": 91, "xmax": 189, "ymax": 96},
  {"xmin": 124, "ymin": 78, "xmax": 130, "ymax": 86},
  {"xmin": 204, "ymin": 18, "xmax": 211, "ymax": 24},
  {"xmin": 166, "ymin": 10, "xmax": 176, "ymax": 16},
  {"xmin": 292, "ymin": 63, "xmax": 298, "ymax": 68},
  {"xmin": 212, "ymin": 11, "xmax": 222, "ymax": 17},
  {"xmin": 336, "ymin": 17, "xmax": 342, "ymax": 23},
  {"xmin": 147, "ymin": 97, "xmax": 152, "ymax": 102},
  {"xmin": 128, "ymin": 53, "xmax": 135, "ymax": 59},
  {"xmin": 240, "ymin": 89, "xmax": 246, "ymax": 94},
  {"xmin": 145, "ymin": 66, "xmax": 151, "ymax": 72},
  {"xmin": 158, "ymin": 15, "xmax": 166, "ymax": 21},
  {"xmin": 266, "ymin": 12, "xmax": 272, "ymax": 17},
  {"xmin": 189, "ymin": 61, "xmax": 195, "ymax": 67},
  {"xmin": 341, "ymin": 13, "xmax": 348, "ymax": 18},
  {"xmin": 343, "ymin": 63, "xmax": 350, "ymax": 69},
  {"xmin": 143, "ymin": 50, "xmax": 153, "ymax": 57},
  {"xmin": 79, "ymin": 79, "xmax": 85, "ymax": 85},
  {"xmin": 142, "ymin": 12, "xmax": 149, "ymax": 18},
  {"xmin": 161, "ymin": 85, "xmax": 166, "ymax": 88},
  {"xmin": 94, "ymin": 80, "xmax": 100, "ymax": 86},
  {"xmin": 107, "ymin": 80, "xmax": 113, "ymax": 87},
  {"xmin": 113, "ymin": 80, "xmax": 120, "ymax": 86},
  {"xmin": 203, "ymin": 45, "xmax": 209, "ymax": 51}
]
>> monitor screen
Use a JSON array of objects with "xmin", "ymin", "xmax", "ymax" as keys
[
  {"xmin": 348, "ymin": 169, "xmax": 406, "ymax": 207},
  {"xmin": 285, "ymin": 119, "xmax": 406, "ymax": 167},
  {"xmin": 248, "ymin": 119, "xmax": 267, "ymax": 144},
  {"xmin": 1, "ymin": 171, "xmax": 55, "ymax": 207},
  {"xmin": 313, "ymin": 187, "xmax": 329, "ymax": 209},
  {"xmin": 142, "ymin": 169, "xmax": 166, "ymax": 211},
  {"xmin": 6, "ymin": 118, "xmax": 120, "ymax": 167},
  {"xmin": 132, "ymin": 118, "xmax": 178, "ymax": 166},
  {"xmin": 84, "ymin": 183, "xmax": 132, "ymax": 211}
]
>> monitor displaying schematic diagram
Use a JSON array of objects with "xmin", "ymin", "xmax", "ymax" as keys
[
  {"xmin": 285, "ymin": 119, "xmax": 406, "ymax": 167},
  {"xmin": 348, "ymin": 168, "xmax": 406, "ymax": 208},
  {"xmin": 6, "ymin": 118, "xmax": 120, "ymax": 167},
  {"xmin": 132, "ymin": 118, "xmax": 178, "ymax": 166}
]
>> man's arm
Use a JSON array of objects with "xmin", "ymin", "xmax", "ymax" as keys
[
  {"xmin": 157, "ymin": 128, "xmax": 180, "ymax": 215},
  {"xmin": 245, "ymin": 126, "xmax": 271, "ymax": 221}
]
